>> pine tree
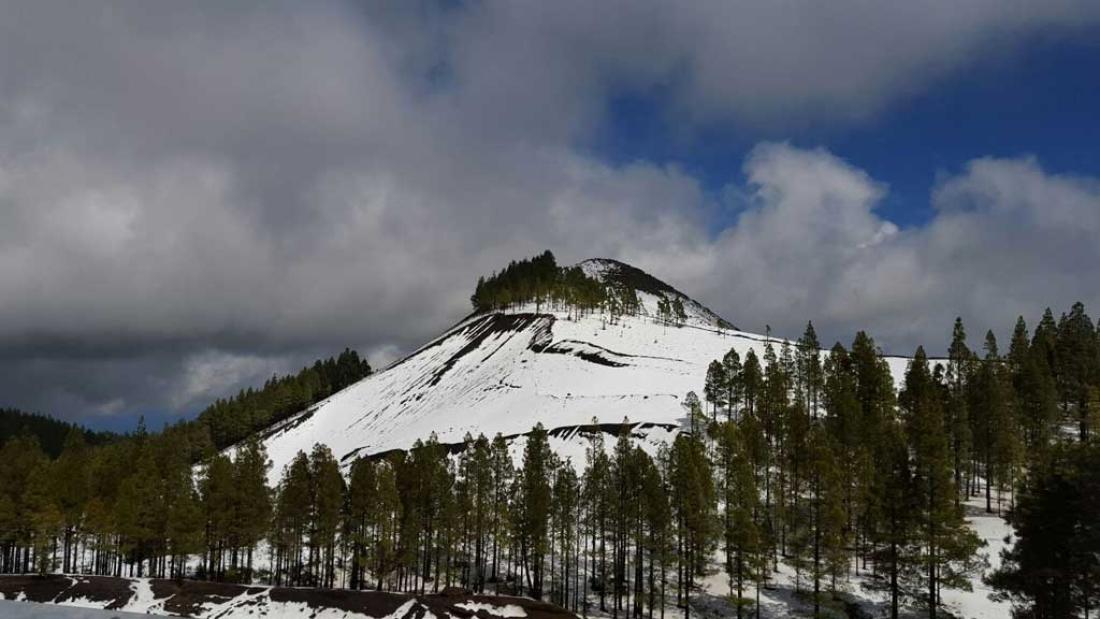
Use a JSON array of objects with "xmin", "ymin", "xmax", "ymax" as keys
[
  {"xmin": 797, "ymin": 322, "xmax": 823, "ymax": 419},
  {"xmin": 489, "ymin": 433, "xmax": 514, "ymax": 593},
  {"xmin": 946, "ymin": 318, "xmax": 974, "ymax": 507},
  {"xmin": 163, "ymin": 438, "xmax": 203, "ymax": 580},
  {"xmin": 870, "ymin": 421, "xmax": 916, "ymax": 619},
  {"xmin": 740, "ymin": 350, "xmax": 762, "ymax": 419},
  {"xmin": 722, "ymin": 348, "xmax": 743, "ymax": 422},
  {"xmin": 551, "ymin": 458, "xmax": 579, "ymax": 610},
  {"xmin": 1055, "ymin": 302, "xmax": 1098, "ymax": 441},
  {"xmin": 272, "ymin": 451, "xmax": 311, "ymax": 586},
  {"xmin": 669, "ymin": 432, "xmax": 714, "ymax": 619},
  {"xmin": 200, "ymin": 453, "xmax": 236, "ymax": 580},
  {"xmin": 582, "ymin": 428, "xmax": 612, "ymax": 613},
  {"xmin": 717, "ymin": 421, "xmax": 761, "ymax": 618},
  {"xmin": 901, "ymin": 347, "xmax": 981, "ymax": 618},
  {"xmin": 232, "ymin": 437, "xmax": 272, "ymax": 578},
  {"xmin": 115, "ymin": 444, "xmax": 162, "ymax": 577},
  {"xmin": 521, "ymin": 424, "xmax": 553, "ymax": 599},
  {"xmin": 53, "ymin": 428, "xmax": 91, "ymax": 573},
  {"xmin": 804, "ymin": 425, "xmax": 847, "ymax": 618},
  {"xmin": 672, "ymin": 297, "xmax": 686, "ymax": 326},
  {"xmin": 640, "ymin": 448, "xmax": 672, "ymax": 619},
  {"xmin": 705, "ymin": 360, "xmax": 727, "ymax": 422},
  {"xmin": 23, "ymin": 460, "xmax": 61, "ymax": 575},
  {"xmin": 309, "ymin": 443, "xmax": 345, "ymax": 588},
  {"xmin": 374, "ymin": 459, "xmax": 402, "ymax": 590},
  {"xmin": 346, "ymin": 457, "xmax": 374, "ymax": 589},
  {"xmin": 989, "ymin": 442, "xmax": 1100, "ymax": 618}
]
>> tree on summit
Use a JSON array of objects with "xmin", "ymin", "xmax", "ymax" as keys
[{"xmin": 470, "ymin": 250, "xmax": 608, "ymax": 314}]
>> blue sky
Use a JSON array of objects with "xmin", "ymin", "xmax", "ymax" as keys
[{"xmin": 591, "ymin": 36, "xmax": 1100, "ymax": 230}]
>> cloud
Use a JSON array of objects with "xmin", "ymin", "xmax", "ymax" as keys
[
  {"xmin": 680, "ymin": 145, "xmax": 1100, "ymax": 354},
  {"xmin": 437, "ymin": 0, "xmax": 1100, "ymax": 129},
  {"xmin": 0, "ymin": 2, "xmax": 1098, "ymax": 422}
]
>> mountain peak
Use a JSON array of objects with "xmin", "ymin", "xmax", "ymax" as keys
[
  {"xmin": 578, "ymin": 257, "xmax": 735, "ymax": 330},
  {"xmin": 468, "ymin": 251, "xmax": 733, "ymax": 329}
]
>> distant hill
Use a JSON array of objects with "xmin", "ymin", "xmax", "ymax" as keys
[{"xmin": 0, "ymin": 408, "xmax": 118, "ymax": 458}]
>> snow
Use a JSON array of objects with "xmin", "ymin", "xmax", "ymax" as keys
[
  {"xmin": 193, "ymin": 589, "xmax": 381, "ymax": 619},
  {"xmin": 218, "ymin": 260, "xmax": 994, "ymax": 617},
  {"xmin": 454, "ymin": 601, "xmax": 527, "ymax": 617},
  {"xmin": 939, "ymin": 495, "xmax": 1014, "ymax": 619},
  {"xmin": 122, "ymin": 578, "xmax": 161, "ymax": 614},
  {"xmin": 0, "ymin": 600, "xmax": 153, "ymax": 618},
  {"xmin": 252, "ymin": 303, "xmax": 917, "ymax": 483}
]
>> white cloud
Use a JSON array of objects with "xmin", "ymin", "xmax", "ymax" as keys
[{"xmin": 683, "ymin": 146, "xmax": 1100, "ymax": 353}]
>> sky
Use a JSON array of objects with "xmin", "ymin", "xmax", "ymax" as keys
[{"xmin": 2, "ymin": 1, "xmax": 1100, "ymax": 430}]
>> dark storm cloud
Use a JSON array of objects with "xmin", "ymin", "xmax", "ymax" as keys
[{"xmin": 1, "ymin": 1, "xmax": 1098, "ymax": 423}]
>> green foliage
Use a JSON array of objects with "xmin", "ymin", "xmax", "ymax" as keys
[
  {"xmin": 0, "ymin": 408, "xmax": 117, "ymax": 458},
  {"xmin": 470, "ymin": 250, "xmax": 609, "ymax": 314},
  {"xmin": 989, "ymin": 442, "xmax": 1100, "ymax": 618},
  {"xmin": 192, "ymin": 348, "xmax": 372, "ymax": 452}
]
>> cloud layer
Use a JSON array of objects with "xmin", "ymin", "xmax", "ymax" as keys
[{"xmin": 1, "ymin": 1, "xmax": 1099, "ymax": 422}]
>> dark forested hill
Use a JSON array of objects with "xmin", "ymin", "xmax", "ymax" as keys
[{"xmin": 0, "ymin": 408, "xmax": 118, "ymax": 458}]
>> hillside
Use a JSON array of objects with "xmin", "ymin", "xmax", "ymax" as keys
[{"xmin": 250, "ymin": 257, "xmax": 913, "ymax": 477}]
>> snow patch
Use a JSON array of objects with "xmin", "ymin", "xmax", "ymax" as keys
[{"xmin": 455, "ymin": 601, "xmax": 527, "ymax": 617}]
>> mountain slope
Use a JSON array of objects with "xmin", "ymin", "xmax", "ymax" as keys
[
  {"xmin": 578, "ymin": 258, "xmax": 734, "ymax": 329},
  {"xmin": 251, "ymin": 259, "xmax": 913, "ymax": 478}
]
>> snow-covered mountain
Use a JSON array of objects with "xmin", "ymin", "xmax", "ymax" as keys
[{"xmin": 249, "ymin": 258, "xmax": 913, "ymax": 479}]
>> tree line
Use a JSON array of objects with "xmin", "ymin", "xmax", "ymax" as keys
[
  {"xmin": 470, "ymin": 250, "xmax": 640, "ymax": 318},
  {"xmin": 191, "ymin": 348, "xmax": 372, "ymax": 451},
  {"xmin": 0, "ymin": 408, "xmax": 118, "ymax": 458},
  {"xmin": 1, "ymin": 303, "xmax": 1098, "ymax": 618},
  {"xmin": 155, "ymin": 348, "xmax": 372, "ymax": 461}
]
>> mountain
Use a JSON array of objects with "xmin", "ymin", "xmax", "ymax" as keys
[
  {"xmin": 247, "ymin": 257, "xmax": 913, "ymax": 479},
  {"xmin": 578, "ymin": 258, "xmax": 735, "ymax": 329}
]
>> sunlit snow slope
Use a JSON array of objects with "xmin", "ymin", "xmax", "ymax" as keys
[{"xmin": 251, "ymin": 259, "xmax": 913, "ymax": 479}]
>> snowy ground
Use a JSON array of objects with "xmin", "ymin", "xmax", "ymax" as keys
[
  {"xmin": 248, "ymin": 303, "xmax": 915, "ymax": 484},
  {"xmin": 685, "ymin": 492, "xmax": 1014, "ymax": 619},
  {"xmin": 0, "ymin": 600, "xmax": 154, "ymax": 618},
  {"xmin": 0, "ymin": 576, "xmax": 561, "ymax": 619}
]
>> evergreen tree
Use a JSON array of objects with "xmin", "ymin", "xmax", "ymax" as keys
[
  {"xmin": 162, "ymin": 438, "xmax": 203, "ymax": 579},
  {"xmin": 901, "ymin": 347, "xmax": 981, "ymax": 618},
  {"xmin": 669, "ymin": 432, "xmax": 714, "ymax": 619},
  {"xmin": 521, "ymin": 424, "xmax": 553, "ymax": 599},
  {"xmin": 870, "ymin": 421, "xmax": 916, "ymax": 619},
  {"xmin": 53, "ymin": 428, "xmax": 91, "ymax": 573},
  {"xmin": 721, "ymin": 348, "xmax": 743, "ymax": 422},
  {"xmin": 309, "ymin": 443, "xmax": 345, "ymax": 588},
  {"xmin": 200, "ymin": 453, "xmax": 236, "ymax": 580},
  {"xmin": 717, "ymin": 421, "xmax": 761, "ymax": 618},
  {"xmin": 1055, "ymin": 302, "xmax": 1098, "ymax": 441},
  {"xmin": 989, "ymin": 442, "xmax": 1100, "ymax": 618},
  {"xmin": 797, "ymin": 322, "xmax": 824, "ymax": 419},
  {"xmin": 671, "ymin": 297, "xmax": 687, "ymax": 327},
  {"xmin": 704, "ymin": 360, "xmax": 727, "ymax": 421},
  {"xmin": 232, "ymin": 437, "xmax": 272, "ymax": 578},
  {"xmin": 740, "ymin": 350, "xmax": 762, "ymax": 419},
  {"xmin": 803, "ymin": 425, "xmax": 846, "ymax": 618},
  {"xmin": 946, "ymin": 318, "xmax": 974, "ymax": 507}
]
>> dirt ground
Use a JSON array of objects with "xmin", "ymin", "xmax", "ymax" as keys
[{"xmin": 0, "ymin": 574, "xmax": 577, "ymax": 619}]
